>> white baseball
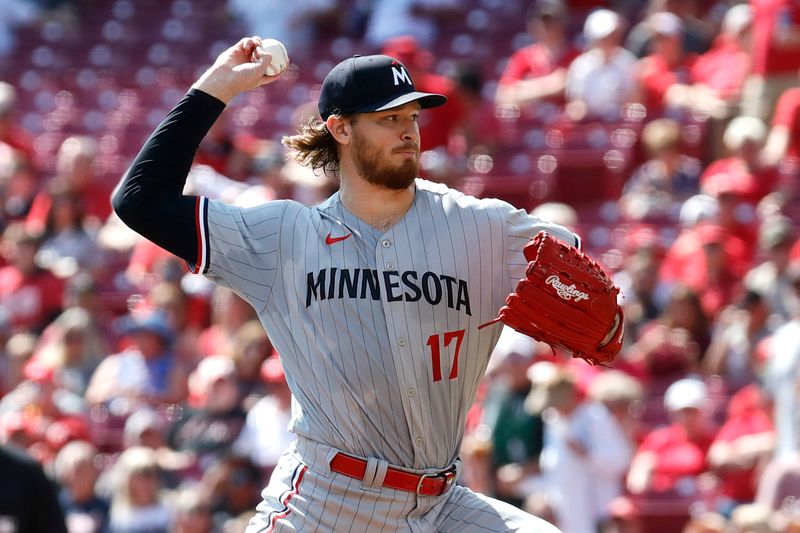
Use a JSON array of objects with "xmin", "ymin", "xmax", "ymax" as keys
[{"xmin": 260, "ymin": 39, "xmax": 289, "ymax": 76}]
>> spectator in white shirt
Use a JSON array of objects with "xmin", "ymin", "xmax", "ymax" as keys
[
  {"xmin": 566, "ymin": 9, "xmax": 639, "ymax": 121},
  {"xmin": 526, "ymin": 367, "xmax": 641, "ymax": 533}
]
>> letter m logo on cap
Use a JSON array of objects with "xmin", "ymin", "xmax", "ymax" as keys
[{"xmin": 391, "ymin": 66, "xmax": 412, "ymax": 86}]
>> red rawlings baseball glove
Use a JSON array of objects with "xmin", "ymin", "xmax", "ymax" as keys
[{"xmin": 482, "ymin": 231, "xmax": 624, "ymax": 365}]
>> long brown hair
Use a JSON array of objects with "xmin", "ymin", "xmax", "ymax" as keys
[{"xmin": 282, "ymin": 117, "xmax": 344, "ymax": 176}]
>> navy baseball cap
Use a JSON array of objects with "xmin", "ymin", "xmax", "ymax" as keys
[{"xmin": 318, "ymin": 55, "xmax": 447, "ymax": 120}]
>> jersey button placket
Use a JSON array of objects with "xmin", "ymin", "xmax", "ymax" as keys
[{"xmin": 382, "ymin": 239, "xmax": 394, "ymax": 269}]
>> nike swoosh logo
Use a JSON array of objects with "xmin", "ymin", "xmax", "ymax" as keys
[{"xmin": 325, "ymin": 233, "xmax": 352, "ymax": 245}]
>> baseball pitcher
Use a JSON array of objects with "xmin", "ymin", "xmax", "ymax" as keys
[{"xmin": 113, "ymin": 36, "xmax": 622, "ymax": 532}]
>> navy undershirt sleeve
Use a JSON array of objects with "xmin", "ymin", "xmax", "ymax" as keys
[{"xmin": 112, "ymin": 88, "xmax": 226, "ymax": 265}]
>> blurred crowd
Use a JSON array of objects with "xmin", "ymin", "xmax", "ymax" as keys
[{"xmin": 0, "ymin": 0, "xmax": 799, "ymax": 532}]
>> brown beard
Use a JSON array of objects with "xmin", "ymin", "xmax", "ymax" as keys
[{"xmin": 351, "ymin": 129, "xmax": 418, "ymax": 190}]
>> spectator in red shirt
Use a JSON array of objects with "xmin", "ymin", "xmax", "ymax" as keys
[
  {"xmin": 762, "ymin": 86, "xmax": 800, "ymax": 166},
  {"xmin": 666, "ymin": 3, "xmax": 753, "ymax": 120},
  {"xmin": 449, "ymin": 63, "xmax": 502, "ymax": 164},
  {"xmin": 693, "ymin": 224, "xmax": 743, "ymax": 319},
  {"xmin": 26, "ymin": 136, "xmax": 113, "ymax": 233},
  {"xmin": 708, "ymin": 383, "xmax": 774, "ymax": 514},
  {"xmin": 494, "ymin": 1, "xmax": 580, "ymax": 110},
  {"xmin": 627, "ymin": 378, "xmax": 715, "ymax": 495},
  {"xmin": 380, "ymin": 35, "xmax": 466, "ymax": 153},
  {"xmin": 660, "ymin": 218, "xmax": 753, "ymax": 318},
  {"xmin": 742, "ymin": 0, "xmax": 800, "ymax": 122},
  {"xmin": 701, "ymin": 116, "xmax": 778, "ymax": 206},
  {"xmin": 636, "ymin": 12, "xmax": 697, "ymax": 118},
  {"xmin": 626, "ymin": 285, "xmax": 708, "ymax": 389},
  {"xmin": 0, "ymin": 223, "xmax": 64, "ymax": 334}
]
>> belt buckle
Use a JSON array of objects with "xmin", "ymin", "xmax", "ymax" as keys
[
  {"xmin": 416, "ymin": 472, "xmax": 437, "ymax": 495},
  {"xmin": 416, "ymin": 467, "xmax": 457, "ymax": 496}
]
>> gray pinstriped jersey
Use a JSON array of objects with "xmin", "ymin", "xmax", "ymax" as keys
[{"xmin": 195, "ymin": 178, "xmax": 578, "ymax": 471}]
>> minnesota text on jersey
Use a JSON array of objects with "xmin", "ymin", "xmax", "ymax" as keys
[{"xmin": 306, "ymin": 267, "xmax": 472, "ymax": 314}]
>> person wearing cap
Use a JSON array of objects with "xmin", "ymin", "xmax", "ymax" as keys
[
  {"xmin": 700, "ymin": 116, "xmax": 778, "ymax": 207},
  {"xmin": 584, "ymin": 371, "xmax": 643, "ymax": 531},
  {"xmin": 494, "ymin": 1, "xmax": 581, "ymax": 109},
  {"xmin": 525, "ymin": 368, "xmax": 643, "ymax": 533},
  {"xmin": 84, "ymin": 309, "xmax": 189, "ymax": 409},
  {"xmin": 635, "ymin": 11, "xmax": 698, "ymax": 117},
  {"xmin": 624, "ymin": 378, "xmax": 715, "ymax": 529},
  {"xmin": 112, "ymin": 37, "xmax": 578, "ymax": 532},
  {"xmin": 565, "ymin": 9, "xmax": 639, "ymax": 121}
]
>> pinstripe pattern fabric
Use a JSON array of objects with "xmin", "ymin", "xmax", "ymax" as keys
[{"xmin": 201, "ymin": 179, "xmax": 575, "ymax": 530}]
